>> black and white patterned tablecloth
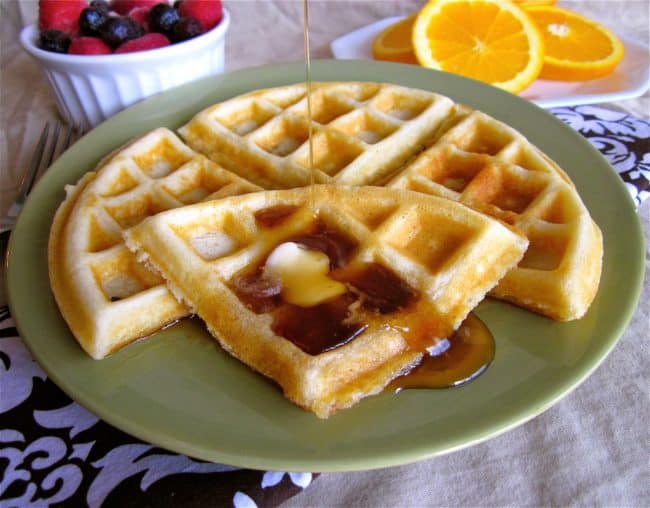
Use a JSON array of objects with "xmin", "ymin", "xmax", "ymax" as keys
[
  {"xmin": 0, "ymin": 307, "xmax": 314, "ymax": 508},
  {"xmin": 0, "ymin": 105, "xmax": 647, "ymax": 508},
  {"xmin": 551, "ymin": 105, "xmax": 649, "ymax": 205}
]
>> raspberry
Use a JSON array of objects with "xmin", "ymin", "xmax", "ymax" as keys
[
  {"xmin": 112, "ymin": 0, "xmax": 163, "ymax": 15},
  {"xmin": 69, "ymin": 36, "xmax": 113, "ymax": 55},
  {"xmin": 38, "ymin": 0, "xmax": 87, "ymax": 36},
  {"xmin": 178, "ymin": 0, "xmax": 222, "ymax": 31},
  {"xmin": 115, "ymin": 33, "xmax": 171, "ymax": 53},
  {"xmin": 128, "ymin": 7, "xmax": 152, "ymax": 31}
]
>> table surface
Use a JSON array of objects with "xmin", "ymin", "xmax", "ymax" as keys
[{"xmin": 1, "ymin": 1, "xmax": 648, "ymax": 506}]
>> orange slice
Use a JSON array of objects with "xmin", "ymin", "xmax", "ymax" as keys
[
  {"xmin": 524, "ymin": 6, "xmax": 624, "ymax": 81},
  {"xmin": 412, "ymin": 0, "xmax": 545, "ymax": 93},
  {"xmin": 372, "ymin": 14, "xmax": 418, "ymax": 64},
  {"xmin": 513, "ymin": 0, "xmax": 556, "ymax": 6}
]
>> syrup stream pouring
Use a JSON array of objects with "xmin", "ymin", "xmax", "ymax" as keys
[{"xmin": 303, "ymin": 0, "xmax": 316, "ymax": 213}]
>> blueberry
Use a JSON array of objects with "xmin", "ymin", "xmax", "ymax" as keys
[
  {"xmin": 173, "ymin": 1, "xmax": 183, "ymax": 9},
  {"xmin": 79, "ymin": 7, "xmax": 109, "ymax": 36},
  {"xmin": 149, "ymin": 4, "xmax": 180, "ymax": 35},
  {"xmin": 39, "ymin": 29, "xmax": 71, "ymax": 53},
  {"xmin": 89, "ymin": 0, "xmax": 110, "ymax": 13},
  {"xmin": 171, "ymin": 16, "xmax": 203, "ymax": 42},
  {"xmin": 100, "ymin": 17, "xmax": 144, "ymax": 48}
]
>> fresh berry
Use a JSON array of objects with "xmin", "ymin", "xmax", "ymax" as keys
[
  {"xmin": 128, "ymin": 7, "xmax": 152, "ymax": 31},
  {"xmin": 69, "ymin": 36, "xmax": 113, "ymax": 55},
  {"xmin": 149, "ymin": 4, "xmax": 180, "ymax": 35},
  {"xmin": 38, "ymin": 29, "xmax": 71, "ymax": 53},
  {"xmin": 171, "ymin": 16, "xmax": 202, "ymax": 42},
  {"xmin": 38, "ymin": 0, "xmax": 87, "ymax": 36},
  {"xmin": 79, "ymin": 7, "xmax": 110, "ymax": 37},
  {"xmin": 37, "ymin": 0, "xmax": 220, "ymax": 57},
  {"xmin": 115, "ymin": 32, "xmax": 170, "ymax": 53},
  {"xmin": 178, "ymin": 0, "xmax": 222, "ymax": 31},
  {"xmin": 112, "ymin": 0, "xmax": 162, "ymax": 15},
  {"xmin": 100, "ymin": 16, "xmax": 144, "ymax": 47},
  {"xmin": 89, "ymin": 0, "xmax": 111, "ymax": 13}
]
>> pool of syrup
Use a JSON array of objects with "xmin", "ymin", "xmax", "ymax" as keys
[{"xmin": 390, "ymin": 313, "xmax": 495, "ymax": 390}]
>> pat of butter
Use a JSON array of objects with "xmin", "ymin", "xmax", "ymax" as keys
[{"xmin": 265, "ymin": 242, "xmax": 347, "ymax": 307}]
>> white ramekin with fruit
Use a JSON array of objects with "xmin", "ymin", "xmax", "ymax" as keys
[{"xmin": 20, "ymin": 0, "xmax": 230, "ymax": 128}]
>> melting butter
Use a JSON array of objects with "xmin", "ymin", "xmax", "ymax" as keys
[{"xmin": 264, "ymin": 242, "xmax": 346, "ymax": 307}]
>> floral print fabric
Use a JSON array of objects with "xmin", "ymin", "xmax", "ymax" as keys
[
  {"xmin": 0, "ymin": 315, "xmax": 314, "ymax": 508},
  {"xmin": 550, "ymin": 105, "xmax": 649, "ymax": 206}
]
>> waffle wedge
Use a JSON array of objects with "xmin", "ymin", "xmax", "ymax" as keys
[
  {"xmin": 48, "ymin": 128, "xmax": 260, "ymax": 359},
  {"xmin": 180, "ymin": 82, "xmax": 603, "ymax": 320},
  {"xmin": 386, "ymin": 108, "xmax": 603, "ymax": 320},
  {"xmin": 124, "ymin": 185, "xmax": 528, "ymax": 418}
]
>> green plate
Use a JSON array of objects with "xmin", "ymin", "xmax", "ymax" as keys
[{"xmin": 7, "ymin": 61, "xmax": 644, "ymax": 472}]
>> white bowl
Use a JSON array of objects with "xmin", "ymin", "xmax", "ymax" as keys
[{"xmin": 20, "ymin": 8, "xmax": 230, "ymax": 129}]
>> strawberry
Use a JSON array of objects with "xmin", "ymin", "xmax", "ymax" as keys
[
  {"xmin": 115, "ymin": 32, "xmax": 170, "ymax": 53},
  {"xmin": 178, "ymin": 0, "xmax": 222, "ymax": 31},
  {"xmin": 112, "ymin": 0, "xmax": 162, "ymax": 15},
  {"xmin": 39, "ymin": 0, "xmax": 88, "ymax": 36},
  {"xmin": 69, "ymin": 36, "xmax": 113, "ymax": 55}
]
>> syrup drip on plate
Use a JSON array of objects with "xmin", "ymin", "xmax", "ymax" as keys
[{"xmin": 389, "ymin": 313, "xmax": 495, "ymax": 390}]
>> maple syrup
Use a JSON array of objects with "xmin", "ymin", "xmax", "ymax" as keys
[
  {"xmin": 254, "ymin": 204, "xmax": 298, "ymax": 228},
  {"xmin": 231, "ymin": 266, "xmax": 282, "ymax": 314},
  {"xmin": 389, "ymin": 313, "xmax": 495, "ymax": 390},
  {"xmin": 232, "ymin": 214, "xmax": 494, "ymax": 388},
  {"xmin": 272, "ymin": 293, "xmax": 367, "ymax": 355},
  {"xmin": 333, "ymin": 262, "xmax": 418, "ymax": 314},
  {"xmin": 231, "ymin": 219, "xmax": 358, "ymax": 317},
  {"xmin": 303, "ymin": 0, "xmax": 316, "ymax": 211},
  {"xmin": 289, "ymin": 220, "xmax": 358, "ymax": 269}
]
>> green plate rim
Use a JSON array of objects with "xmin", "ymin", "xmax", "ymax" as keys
[{"xmin": 6, "ymin": 60, "xmax": 645, "ymax": 472}]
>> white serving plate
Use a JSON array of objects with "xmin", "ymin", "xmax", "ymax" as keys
[{"xmin": 330, "ymin": 16, "xmax": 650, "ymax": 109}]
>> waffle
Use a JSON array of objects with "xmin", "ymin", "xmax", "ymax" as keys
[
  {"xmin": 178, "ymin": 82, "xmax": 456, "ymax": 188},
  {"xmin": 386, "ymin": 109, "xmax": 603, "ymax": 320},
  {"xmin": 180, "ymin": 83, "xmax": 602, "ymax": 320},
  {"xmin": 48, "ymin": 128, "xmax": 261, "ymax": 359},
  {"xmin": 124, "ymin": 185, "xmax": 528, "ymax": 418}
]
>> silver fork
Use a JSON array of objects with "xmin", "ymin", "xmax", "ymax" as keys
[{"xmin": 1, "ymin": 120, "xmax": 82, "ymax": 233}]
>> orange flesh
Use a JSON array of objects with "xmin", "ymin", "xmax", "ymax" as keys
[{"xmin": 425, "ymin": 3, "xmax": 532, "ymax": 81}]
